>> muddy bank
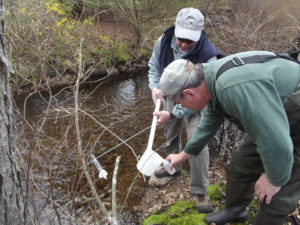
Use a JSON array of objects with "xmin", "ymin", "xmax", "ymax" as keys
[{"xmin": 12, "ymin": 58, "xmax": 149, "ymax": 94}]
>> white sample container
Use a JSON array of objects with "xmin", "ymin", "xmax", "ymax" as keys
[{"xmin": 137, "ymin": 149, "xmax": 164, "ymax": 176}]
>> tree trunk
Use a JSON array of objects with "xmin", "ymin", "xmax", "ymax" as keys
[{"xmin": 0, "ymin": 1, "xmax": 26, "ymax": 224}]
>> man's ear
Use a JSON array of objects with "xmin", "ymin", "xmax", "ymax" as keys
[{"xmin": 182, "ymin": 89, "xmax": 197, "ymax": 98}]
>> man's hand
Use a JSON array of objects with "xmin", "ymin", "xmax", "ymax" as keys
[
  {"xmin": 154, "ymin": 110, "xmax": 171, "ymax": 125},
  {"xmin": 166, "ymin": 152, "xmax": 192, "ymax": 169},
  {"xmin": 151, "ymin": 88, "xmax": 163, "ymax": 104},
  {"xmin": 255, "ymin": 173, "xmax": 281, "ymax": 204}
]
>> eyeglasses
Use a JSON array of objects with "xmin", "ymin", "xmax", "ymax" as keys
[{"xmin": 177, "ymin": 37, "xmax": 195, "ymax": 44}]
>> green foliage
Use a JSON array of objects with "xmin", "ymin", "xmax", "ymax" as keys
[
  {"xmin": 54, "ymin": 0, "xmax": 116, "ymax": 22},
  {"xmin": 84, "ymin": 0, "xmax": 115, "ymax": 9},
  {"xmin": 55, "ymin": 1, "xmax": 73, "ymax": 14},
  {"xmin": 138, "ymin": 48, "xmax": 152, "ymax": 58},
  {"xmin": 83, "ymin": 36, "xmax": 132, "ymax": 66},
  {"xmin": 116, "ymin": 43, "xmax": 132, "ymax": 62},
  {"xmin": 6, "ymin": 0, "xmax": 137, "ymax": 87},
  {"xmin": 143, "ymin": 200, "xmax": 207, "ymax": 225},
  {"xmin": 8, "ymin": 0, "xmax": 220, "ymax": 88}
]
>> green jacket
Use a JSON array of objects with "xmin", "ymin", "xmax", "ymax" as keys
[{"xmin": 184, "ymin": 51, "xmax": 300, "ymax": 186}]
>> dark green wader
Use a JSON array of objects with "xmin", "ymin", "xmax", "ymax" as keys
[
  {"xmin": 227, "ymin": 135, "xmax": 300, "ymax": 224},
  {"xmin": 208, "ymin": 83, "xmax": 300, "ymax": 225},
  {"xmin": 205, "ymin": 136, "xmax": 300, "ymax": 225},
  {"xmin": 205, "ymin": 55, "xmax": 300, "ymax": 225}
]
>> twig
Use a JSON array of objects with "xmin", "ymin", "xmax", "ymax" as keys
[
  {"xmin": 120, "ymin": 173, "xmax": 139, "ymax": 213},
  {"xmin": 98, "ymin": 125, "xmax": 151, "ymax": 159},
  {"xmin": 79, "ymin": 109, "xmax": 138, "ymax": 160},
  {"xmin": 111, "ymin": 156, "xmax": 121, "ymax": 225},
  {"xmin": 74, "ymin": 38, "xmax": 110, "ymax": 221}
]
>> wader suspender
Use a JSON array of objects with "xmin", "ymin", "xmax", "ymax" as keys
[
  {"xmin": 216, "ymin": 54, "xmax": 298, "ymax": 79},
  {"xmin": 215, "ymin": 53, "xmax": 300, "ymax": 136}
]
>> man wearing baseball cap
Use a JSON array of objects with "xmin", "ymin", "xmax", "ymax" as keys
[
  {"xmin": 147, "ymin": 7, "xmax": 221, "ymax": 211},
  {"xmin": 156, "ymin": 51, "xmax": 300, "ymax": 224}
]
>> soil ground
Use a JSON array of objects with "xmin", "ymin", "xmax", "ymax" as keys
[
  {"xmin": 135, "ymin": 156, "xmax": 300, "ymax": 225},
  {"xmin": 139, "ymin": 157, "xmax": 226, "ymax": 219}
]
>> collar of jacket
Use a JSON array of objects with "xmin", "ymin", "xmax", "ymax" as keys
[{"xmin": 202, "ymin": 62, "xmax": 218, "ymax": 110}]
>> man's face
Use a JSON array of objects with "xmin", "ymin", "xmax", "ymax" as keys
[
  {"xmin": 176, "ymin": 37, "xmax": 196, "ymax": 52},
  {"xmin": 175, "ymin": 84, "xmax": 210, "ymax": 110}
]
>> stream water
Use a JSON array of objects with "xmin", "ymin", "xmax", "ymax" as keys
[{"xmin": 14, "ymin": 74, "xmax": 167, "ymax": 224}]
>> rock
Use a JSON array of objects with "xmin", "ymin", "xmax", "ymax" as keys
[
  {"xmin": 148, "ymin": 174, "xmax": 174, "ymax": 187},
  {"xmin": 108, "ymin": 68, "xmax": 119, "ymax": 77},
  {"xmin": 89, "ymin": 65, "xmax": 107, "ymax": 77}
]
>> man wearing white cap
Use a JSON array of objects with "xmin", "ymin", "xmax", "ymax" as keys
[
  {"xmin": 157, "ymin": 52, "xmax": 300, "ymax": 225},
  {"xmin": 147, "ymin": 7, "xmax": 221, "ymax": 211}
]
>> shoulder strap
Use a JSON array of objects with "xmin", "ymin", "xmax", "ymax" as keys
[
  {"xmin": 214, "ymin": 53, "xmax": 300, "ymax": 133},
  {"xmin": 216, "ymin": 53, "xmax": 298, "ymax": 80},
  {"xmin": 213, "ymin": 53, "xmax": 298, "ymax": 119}
]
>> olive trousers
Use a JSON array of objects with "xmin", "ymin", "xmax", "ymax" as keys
[{"xmin": 163, "ymin": 111, "xmax": 209, "ymax": 195}]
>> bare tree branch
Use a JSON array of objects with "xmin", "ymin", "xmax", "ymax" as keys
[{"xmin": 111, "ymin": 155, "xmax": 121, "ymax": 225}]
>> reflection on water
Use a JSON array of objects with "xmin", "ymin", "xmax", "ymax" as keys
[
  {"xmin": 113, "ymin": 80, "xmax": 137, "ymax": 110},
  {"xmin": 14, "ymin": 75, "xmax": 166, "ymax": 224}
]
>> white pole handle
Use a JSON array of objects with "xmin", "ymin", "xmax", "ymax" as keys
[{"xmin": 146, "ymin": 99, "xmax": 161, "ymax": 151}]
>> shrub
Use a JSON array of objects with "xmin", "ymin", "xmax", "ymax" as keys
[{"xmin": 5, "ymin": 0, "xmax": 134, "ymax": 87}]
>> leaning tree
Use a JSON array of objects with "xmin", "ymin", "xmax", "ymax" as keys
[{"xmin": 0, "ymin": 1, "xmax": 27, "ymax": 224}]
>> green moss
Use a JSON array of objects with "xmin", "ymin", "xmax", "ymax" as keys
[
  {"xmin": 167, "ymin": 200, "xmax": 195, "ymax": 217},
  {"xmin": 143, "ymin": 200, "xmax": 207, "ymax": 225},
  {"xmin": 115, "ymin": 41, "xmax": 132, "ymax": 62},
  {"xmin": 143, "ymin": 214, "xmax": 169, "ymax": 225},
  {"xmin": 208, "ymin": 182, "xmax": 225, "ymax": 200},
  {"xmin": 143, "ymin": 181, "xmax": 259, "ymax": 225},
  {"xmin": 167, "ymin": 214, "xmax": 207, "ymax": 225},
  {"xmin": 138, "ymin": 48, "xmax": 152, "ymax": 58}
]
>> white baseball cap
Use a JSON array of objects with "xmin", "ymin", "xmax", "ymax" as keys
[{"xmin": 175, "ymin": 8, "xmax": 204, "ymax": 42}]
